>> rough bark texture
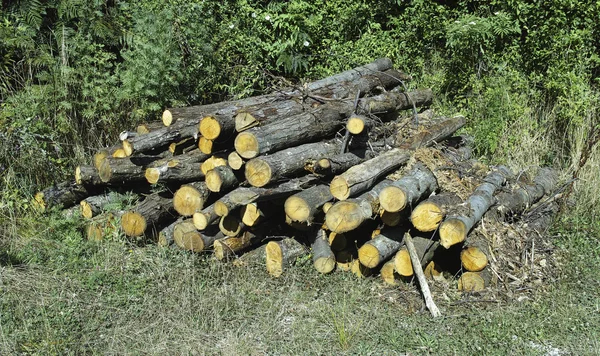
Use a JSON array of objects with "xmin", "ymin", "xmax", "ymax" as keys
[
  {"xmin": 307, "ymin": 148, "xmax": 376, "ymax": 176},
  {"xmin": 439, "ymin": 166, "xmax": 514, "ymax": 248},
  {"xmin": 34, "ymin": 181, "xmax": 94, "ymax": 211},
  {"xmin": 206, "ymin": 165, "xmax": 239, "ymax": 193},
  {"xmin": 245, "ymin": 140, "xmax": 340, "ymax": 187},
  {"xmin": 75, "ymin": 165, "xmax": 104, "ymax": 186},
  {"xmin": 312, "ymin": 229, "xmax": 336, "ymax": 274},
  {"xmin": 158, "ymin": 218, "xmax": 182, "ymax": 247},
  {"xmin": 379, "ymin": 163, "xmax": 439, "ymax": 213},
  {"xmin": 284, "ymin": 184, "xmax": 332, "ymax": 224},
  {"xmin": 266, "ymin": 238, "xmax": 309, "ymax": 277},
  {"xmin": 410, "ymin": 192, "xmax": 462, "ymax": 232},
  {"xmin": 145, "ymin": 159, "xmax": 205, "ymax": 185},
  {"xmin": 121, "ymin": 193, "xmax": 176, "ymax": 237},
  {"xmin": 122, "ymin": 118, "xmax": 199, "ymax": 156},
  {"xmin": 358, "ymin": 228, "xmax": 404, "ymax": 268},
  {"xmin": 326, "ymin": 179, "xmax": 395, "ymax": 233},
  {"xmin": 98, "ymin": 155, "xmax": 164, "ymax": 184}
]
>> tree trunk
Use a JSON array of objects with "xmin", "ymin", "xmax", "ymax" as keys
[
  {"xmin": 80, "ymin": 193, "xmax": 122, "ymax": 219},
  {"xmin": 306, "ymin": 148, "xmax": 376, "ymax": 176},
  {"xmin": 325, "ymin": 179, "xmax": 394, "ymax": 233},
  {"xmin": 136, "ymin": 121, "xmax": 165, "ymax": 134},
  {"xmin": 312, "ymin": 229, "xmax": 336, "ymax": 274},
  {"xmin": 266, "ymin": 238, "xmax": 309, "ymax": 277},
  {"xmin": 173, "ymin": 181, "xmax": 211, "ymax": 216},
  {"xmin": 284, "ymin": 184, "xmax": 332, "ymax": 224},
  {"xmin": 410, "ymin": 192, "xmax": 462, "ymax": 232},
  {"xmin": 378, "ymin": 163, "xmax": 438, "ymax": 213},
  {"xmin": 439, "ymin": 166, "xmax": 513, "ymax": 248},
  {"xmin": 145, "ymin": 153, "xmax": 207, "ymax": 185},
  {"xmin": 192, "ymin": 203, "xmax": 219, "ymax": 230},
  {"xmin": 121, "ymin": 192, "xmax": 176, "ymax": 237},
  {"xmin": 205, "ymin": 165, "xmax": 239, "ymax": 193},
  {"xmin": 359, "ymin": 89, "xmax": 433, "ymax": 114},
  {"xmin": 358, "ymin": 228, "xmax": 405, "ymax": 268},
  {"xmin": 245, "ymin": 140, "xmax": 340, "ymax": 187}
]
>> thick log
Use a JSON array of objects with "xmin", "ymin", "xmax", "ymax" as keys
[
  {"xmin": 98, "ymin": 155, "xmax": 164, "ymax": 184},
  {"xmin": 312, "ymin": 229, "xmax": 336, "ymax": 274},
  {"xmin": 378, "ymin": 163, "xmax": 438, "ymax": 213},
  {"xmin": 394, "ymin": 236, "xmax": 440, "ymax": 277},
  {"xmin": 137, "ymin": 122, "xmax": 165, "ymax": 134},
  {"xmin": 192, "ymin": 203, "xmax": 219, "ymax": 231},
  {"xmin": 329, "ymin": 115, "xmax": 465, "ymax": 200},
  {"xmin": 173, "ymin": 181, "xmax": 211, "ymax": 216},
  {"xmin": 245, "ymin": 140, "xmax": 340, "ymax": 187},
  {"xmin": 266, "ymin": 238, "xmax": 309, "ymax": 277},
  {"xmin": 164, "ymin": 58, "xmax": 395, "ymax": 127},
  {"xmin": 359, "ymin": 89, "xmax": 433, "ymax": 115},
  {"xmin": 158, "ymin": 218, "xmax": 182, "ymax": 247},
  {"xmin": 460, "ymin": 246, "xmax": 489, "ymax": 272},
  {"xmin": 214, "ymin": 176, "xmax": 319, "ymax": 217},
  {"xmin": 145, "ymin": 151, "xmax": 207, "ymax": 184},
  {"xmin": 75, "ymin": 165, "xmax": 104, "ymax": 186},
  {"xmin": 227, "ymin": 152, "xmax": 245, "ymax": 170},
  {"xmin": 284, "ymin": 184, "xmax": 332, "ymax": 224},
  {"xmin": 358, "ymin": 228, "xmax": 404, "ymax": 268},
  {"xmin": 457, "ymin": 268, "xmax": 494, "ymax": 292},
  {"xmin": 34, "ymin": 181, "xmax": 94, "ymax": 211},
  {"xmin": 232, "ymin": 244, "xmax": 267, "ymax": 268},
  {"xmin": 439, "ymin": 166, "xmax": 513, "ymax": 248},
  {"xmin": 410, "ymin": 192, "xmax": 462, "ymax": 232},
  {"xmin": 206, "ymin": 165, "xmax": 239, "ymax": 193},
  {"xmin": 121, "ymin": 193, "xmax": 176, "ymax": 237},
  {"xmin": 214, "ymin": 231, "xmax": 262, "ymax": 261},
  {"xmin": 234, "ymin": 68, "xmax": 408, "ymax": 132},
  {"xmin": 173, "ymin": 221, "xmax": 223, "ymax": 252},
  {"xmin": 325, "ymin": 179, "xmax": 394, "ymax": 233}
]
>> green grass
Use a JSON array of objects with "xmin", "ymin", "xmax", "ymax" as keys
[{"xmin": 0, "ymin": 211, "xmax": 598, "ymax": 355}]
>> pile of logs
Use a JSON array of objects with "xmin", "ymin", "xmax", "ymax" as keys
[{"xmin": 34, "ymin": 58, "xmax": 559, "ymax": 301}]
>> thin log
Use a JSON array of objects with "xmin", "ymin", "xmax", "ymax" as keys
[
  {"xmin": 137, "ymin": 122, "xmax": 164, "ymax": 134},
  {"xmin": 121, "ymin": 193, "xmax": 176, "ymax": 237},
  {"xmin": 457, "ymin": 269, "xmax": 494, "ymax": 292},
  {"xmin": 410, "ymin": 192, "xmax": 462, "ymax": 232},
  {"xmin": 214, "ymin": 231, "xmax": 262, "ymax": 261},
  {"xmin": 312, "ymin": 229, "xmax": 336, "ymax": 274},
  {"xmin": 99, "ymin": 155, "xmax": 164, "ymax": 184},
  {"xmin": 192, "ymin": 203, "xmax": 219, "ymax": 230},
  {"xmin": 228, "ymin": 152, "xmax": 245, "ymax": 170},
  {"xmin": 206, "ymin": 165, "xmax": 239, "ymax": 193},
  {"xmin": 394, "ymin": 236, "xmax": 440, "ymax": 277},
  {"xmin": 80, "ymin": 193, "xmax": 122, "ymax": 219},
  {"xmin": 200, "ymin": 156, "xmax": 228, "ymax": 175},
  {"xmin": 358, "ymin": 228, "xmax": 404, "ymax": 268},
  {"xmin": 145, "ymin": 156, "xmax": 206, "ymax": 185},
  {"xmin": 158, "ymin": 218, "xmax": 184, "ymax": 247},
  {"xmin": 245, "ymin": 140, "xmax": 340, "ymax": 187},
  {"xmin": 439, "ymin": 166, "xmax": 513, "ymax": 248},
  {"xmin": 173, "ymin": 221, "xmax": 223, "ymax": 252},
  {"xmin": 173, "ymin": 181, "xmax": 211, "ymax": 216},
  {"xmin": 346, "ymin": 114, "xmax": 373, "ymax": 135},
  {"xmin": 306, "ymin": 148, "xmax": 376, "ymax": 176},
  {"xmin": 75, "ymin": 165, "xmax": 104, "ymax": 186},
  {"xmin": 122, "ymin": 118, "xmax": 199, "ymax": 156},
  {"xmin": 284, "ymin": 184, "xmax": 332, "ymax": 224},
  {"xmin": 378, "ymin": 163, "xmax": 438, "ymax": 213},
  {"xmin": 404, "ymin": 233, "xmax": 441, "ymax": 317},
  {"xmin": 266, "ymin": 238, "xmax": 309, "ymax": 277}
]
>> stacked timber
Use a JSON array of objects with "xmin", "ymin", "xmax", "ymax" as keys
[{"xmin": 35, "ymin": 58, "xmax": 560, "ymax": 302}]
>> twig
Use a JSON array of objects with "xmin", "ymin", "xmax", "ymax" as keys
[{"xmin": 404, "ymin": 232, "xmax": 441, "ymax": 318}]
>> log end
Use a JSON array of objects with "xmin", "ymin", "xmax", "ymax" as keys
[
  {"xmin": 245, "ymin": 158, "xmax": 272, "ymax": 188},
  {"xmin": 214, "ymin": 201, "xmax": 230, "ymax": 217},
  {"xmin": 439, "ymin": 218, "xmax": 467, "ymax": 249},
  {"xmin": 424, "ymin": 261, "xmax": 444, "ymax": 281},
  {"xmin": 112, "ymin": 148, "xmax": 127, "ymax": 158},
  {"xmin": 284, "ymin": 196, "xmax": 311, "ymax": 223},
  {"xmin": 460, "ymin": 247, "xmax": 488, "ymax": 272},
  {"xmin": 347, "ymin": 116, "xmax": 365, "ymax": 135},
  {"xmin": 358, "ymin": 243, "xmax": 381, "ymax": 269},
  {"xmin": 235, "ymin": 132, "xmax": 259, "ymax": 159},
  {"xmin": 198, "ymin": 137, "xmax": 214, "ymax": 155},
  {"xmin": 98, "ymin": 159, "xmax": 112, "ymax": 183},
  {"xmin": 329, "ymin": 232, "xmax": 347, "ymax": 252},
  {"xmin": 325, "ymin": 201, "xmax": 363, "ymax": 233},
  {"xmin": 228, "ymin": 152, "xmax": 244, "ymax": 170},
  {"xmin": 380, "ymin": 259, "xmax": 398, "ymax": 285},
  {"xmin": 199, "ymin": 115, "xmax": 221, "ymax": 140},
  {"xmin": 173, "ymin": 185, "xmax": 206, "ymax": 216},
  {"xmin": 379, "ymin": 186, "xmax": 407, "ymax": 213},
  {"xmin": 75, "ymin": 166, "xmax": 83, "ymax": 185},
  {"xmin": 80, "ymin": 200, "xmax": 93, "ymax": 219},
  {"xmin": 410, "ymin": 202, "xmax": 444, "ymax": 232},
  {"xmin": 173, "ymin": 221, "xmax": 205, "ymax": 252},
  {"xmin": 206, "ymin": 169, "xmax": 224, "ymax": 192},
  {"xmin": 145, "ymin": 167, "xmax": 161, "ymax": 185},
  {"xmin": 266, "ymin": 241, "xmax": 284, "ymax": 277},
  {"xmin": 330, "ymin": 176, "xmax": 350, "ymax": 200},
  {"xmin": 235, "ymin": 112, "xmax": 258, "ymax": 132},
  {"xmin": 200, "ymin": 157, "xmax": 228, "ymax": 176},
  {"xmin": 457, "ymin": 272, "xmax": 485, "ymax": 292},
  {"xmin": 162, "ymin": 109, "xmax": 174, "ymax": 126},
  {"xmin": 192, "ymin": 212, "xmax": 210, "ymax": 230},
  {"xmin": 93, "ymin": 149, "xmax": 110, "ymax": 170},
  {"xmin": 314, "ymin": 257, "xmax": 336, "ymax": 274},
  {"xmin": 121, "ymin": 211, "xmax": 147, "ymax": 237},
  {"xmin": 241, "ymin": 203, "xmax": 261, "ymax": 227},
  {"xmin": 122, "ymin": 140, "xmax": 133, "ymax": 156},
  {"xmin": 394, "ymin": 248, "xmax": 413, "ymax": 277}
]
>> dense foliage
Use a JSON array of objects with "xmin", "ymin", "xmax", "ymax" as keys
[{"xmin": 1, "ymin": 0, "xmax": 599, "ymax": 205}]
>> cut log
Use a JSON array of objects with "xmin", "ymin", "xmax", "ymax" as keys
[
  {"xmin": 158, "ymin": 218, "xmax": 181, "ymax": 247},
  {"xmin": 198, "ymin": 136, "xmax": 214, "ymax": 155},
  {"xmin": 214, "ymin": 176, "xmax": 319, "ymax": 217},
  {"xmin": 358, "ymin": 228, "xmax": 404, "ymax": 268},
  {"xmin": 394, "ymin": 236, "xmax": 440, "ymax": 277},
  {"xmin": 173, "ymin": 181, "xmax": 211, "ymax": 216},
  {"xmin": 266, "ymin": 238, "xmax": 309, "ymax": 277},
  {"xmin": 122, "ymin": 117, "xmax": 200, "ymax": 156},
  {"xmin": 121, "ymin": 193, "xmax": 175, "ymax": 237},
  {"xmin": 232, "ymin": 244, "xmax": 267, "ymax": 268},
  {"xmin": 80, "ymin": 193, "xmax": 122, "ymax": 219},
  {"xmin": 284, "ymin": 184, "xmax": 333, "ymax": 224},
  {"xmin": 34, "ymin": 181, "xmax": 94, "ymax": 211},
  {"xmin": 460, "ymin": 246, "xmax": 488, "ymax": 272},
  {"xmin": 457, "ymin": 269, "xmax": 493, "ymax": 292},
  {"xmin": 99, "ymin": 155, "xmax": 164, "ymax": 184},
  {"xmin": 75, "ymin": 165, "xmax": 104, "ymax": 186},
  {"xmin": 169, "ymin": 137, "xmax": 196, "ymax": 155},
  {"xmin": 378, "ymin": 163, "xmax": 438, "ymax": 213},
  {"xmin": 137, "ymin": 122, "xmax": 164, "ymax": 134},
  {"xmin": 350, "ymin": 260, "xmax": 374, "ymax": 278},
  {"xmin": 206, "ymin": 165, "xmax": 239, "ymax": 193},
  {"xmin": 192, "ymin": 203, "xmax": 219, "ymax": 230},
  {"xmin": 312, "ymin": 229, "xmax": 336, "ymax": 274},
  {"xmin": 380, "ymin": 211, "xmax": 402, "ymax": 227},
  {"xmin": 245, "ymin": 140, "xmax": 340, "ymax": 187},
  {"xmin": 173, "ymin": 221, "xmax": 222, "ymax": 252},
  {"xmin": 214, "ymin": 231, "xmax": 262, "ymax": 261},
  {"xmin": 145, "ymin": 160, "xmax": 204, "ymax": 185},
  {"xmin": 325, "ymin": 179, "xmax": 394, "ymax": 233},
  {"xmin": 410, "ymin": 192, "xmax": 462, "ymax": 232},
  {"xmin": 240, "ymin": 202, "xmax": 274, "ymax": 227},
  {"xmin": 200, "ymin": 156, "xmax": 228, "ymax": 176},
  {"xmin": 219, "ymin": 214, "xmax": 244, "ymax": 237},
  {"xmin": 307, "ymin": 148, "xmax": 376, "ymax": 176},
  {"xmin": 93, "ymin": 145, "xmax": 125, "ymax": 169},
  {"xmin": 199, "ymin": 114, "xmax": 237, "ymax": 142},
  {"xmin": 359, "ymin": 89, "xmax": 433, "ymax": 115},
  {"xmin": 424, "ymin": 261, "xmax": 445, "ymax": 281},
  {"xmin": 346, "ymin": 114, "xmax": 373, "ymax": 135},
  {"xmin": 227, "ymin": 152, "xmax": 244, "ymax": 170},
  {"xmin": 439, "ymin": 166, "xmax": 513, "ymax": 248},
  {"xmin": 380, "ymin": 258, "xmax": 400, "ymax": 285}
]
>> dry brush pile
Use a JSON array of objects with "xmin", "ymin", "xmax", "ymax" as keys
[{"xmin": 34, "ymin": 59, "xmax": 562, "ymax": 313}]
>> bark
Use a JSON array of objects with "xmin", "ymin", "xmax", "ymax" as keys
[
  {"xmin": 306, "ymin": 148, "xmax": 376, "ymax": 176},
  {"xmin": 98, "ymin": 155, "xmax": 164, "ymax": 184},
  {"xmin": 120, "ymin": 192, "xmax": 176, "ymax": 237},
  {"xmin": 192, "ymin": 203, "xmax": 219, "ymax": 231},
  {"xmin": 214, "ymin": 175, "xmax": 319, "ymax": 217},
  {"xmin": 245, "ymin": 140, "xmax": 340, "ymax": 187},
  {"xmin": 136, "ymin": 122, "xmax": 165, "ymax": 134},
  {"xmin": 173, "ymin": 221, "xmax": 223, "ymax": 252},
  {"xmin": 284, "ymin": 184, "xmax": 333, "ymax": 224},
  {"xmin": 213, "ymin": 231, "xmax": 262, "ymax": 261},
  {"xmin": 93, "ymin": 145, "xmax": 126, "ymax": 169},
  {"xmin": 75, "ymin": 165, "xmax": 104, "ymax": 186},
  {"xmin": 34, "ymin": 181, "xmax": 95, "ymax": 211},
  {"xmin": 325, "ymin": 179, "xmax": 395, "ymax": 233},
  {"xmin": 358, "ymin": 228, "xmax": 404, "ymax": 268},
  {"xmin": 378, "ymin": 163, "xmax": 439, "ymax": 213},
  {"xmin": 266, "ymin": 238, "xmax": 309, "ymax": 277},
  {"xmin": 173, "ymin": 181, "xmax": 211, "ymax": 216},
  {"xmin": 232, "ymin": 244, "xmax": 268, "ymax": 268},
  {"xmin": 312, "ymin": 229, "xmax": 336, "ymax": 274},
  {"xmin": 205, "ymin": 165, "xmax": 239, "ymax": 193},
  {"xmin": 410, "ymin": 192, "xmax": 462, "ymax": 232},
  {"xmin": 358, "ymin": 89, "xmax": 433, "ymax": 115},
  {"xmin": 158, "ymin": 218, "xmax": 182, "ymax": 247},
  {"xmin": 439, "ymin": 166, "xmax": 514, "ymax": 248},
  {"xmin": 80, "ymin": 194, "xmax": 120, "ymax": 219},
  {"xmin": 122, "ymin": 118, "xmax": 199, "ymax": 156}
]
